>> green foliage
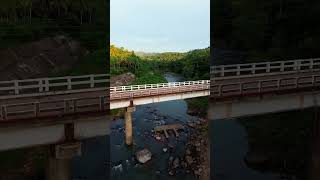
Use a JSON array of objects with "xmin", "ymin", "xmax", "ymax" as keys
[{"xmin": 185, "ymin": 97, "xmax": 209, "ymax": 117}]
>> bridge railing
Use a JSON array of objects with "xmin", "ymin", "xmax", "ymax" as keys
[
  {"xmin": 211, "ymin": 74, "xmax": 320, "ymax": 98},
  {"xmin": 0, "ymin": 95, "xmax": 108, "ymax": 121},
  {"xmin": 110, "ymin": 80, "xmax": 210, "ymax": 100},
  {"xmin": 211, "ymin": 58, "xmax": 320, "ymax": 78},
  {"xmin": 0, "ymin": 74, "xmax": 109, "ymax": 97},
  {"xmin": 110, "ymin": 80, "xmax": 210, "ymax": 92}
]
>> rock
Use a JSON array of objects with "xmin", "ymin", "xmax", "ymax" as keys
[
  {"xmin": 172, "ymin": 157, "xmax": 180, "ymax": 168},
  {"xmin": 168, "ymin": 170, "xmax": 175, "ymax": 176},
  {"xmin": 136, "ymin": 148, "xmax": 152, "ymax": 164},
  {"xmin": 113, "ymin": 163, "xmax": 123, "ymax": 172},
  {"xmin": 155, "ymin": 135, "xmax": 161, "ymax": 141},
  {"xmin": 163, "ymin": 147, "xmax": 168, "ymax": 153},
  {"xmin": 186, "ymin": 156, "xmax": 194, "ymax": 165},
  {"xmin": 196, "ymin": 147, "xmax": 201, "ymax": 152},
  {"xmin": 169, "ymin": 156, "xmax": 174, "ymax": 162},
  {"xmin": 186, "ymin": 149, "xmax": 192, "ymax": 155},
  {"xmin": 181, "ymin": 160, "xmax": 187, "ymax": 168},
  {"xmin": 188, "ymin": 122, "xmax": 196, "ymax": 128}
]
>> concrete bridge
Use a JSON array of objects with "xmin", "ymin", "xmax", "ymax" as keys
[
  {"xmin": 0, "ymin": 74, "xmax": 109, "ymax": 180},
  {"xmin": 110, "ymin": 80, "xmax": 210, "ymax": 145},
  {"xmin": 209, "ymin": 58, "xmax": 320, "ymax": 120}
]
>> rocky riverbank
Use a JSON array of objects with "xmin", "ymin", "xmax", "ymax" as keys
[{"xmin": 162, "ymin": 118, "xmax": 209, "ymax": 179}]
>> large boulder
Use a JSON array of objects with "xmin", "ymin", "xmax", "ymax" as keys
[{"xmin": 135, "ymin": 148, "xmax": 152, "ymax": 164}]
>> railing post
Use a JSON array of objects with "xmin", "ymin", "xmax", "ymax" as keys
[
  {"xmin": 34, "ymin": 102, "xmax": 40, "ymax": 117},
  {"xmin": 14, "ymin": 80, "xmax": 19, "ymax": 95},
  {"xmin": 67, "ymin": 78, "xmax": 72, "ymax": 90},
  {"xmin": 251, "ymin": 64, "xmax": 256, "ymax": 74},
  {"xmin": 280, "ymin": 62, "xmax": 284, "ymax": 72},
  {"xmin": 221, "ymin": 67, "xmax": 225, "ymax": 77},
  {"xmin": 297, "ymin": 61, "xmax": 301, "ymax": 71},
  {"xmin": 1, "ymin": 106, "xmax": 7, "ymax": 120},
  {"xmin": 310, "ymin": 60, "xmax": 314, "ymax": 70},
  {"xmin": 293, "ymin": 61, "xmax": 298, "ymax": 71},
  {"xmin": 99, "ymin": 96, "xmax": 104, "ymax": 111},
  {"xmin": 90, "ymin": 75, "xmax": 94, "ymax": 88},
  {"xmin": 45, "ymin": 79, "xmax": 49, "ymax": 91},
  {"xmin": 237, "ymin": 65, "xmax": 240, "ymax": 76},
  {"xmin": 39, "ymin": 80, "xmax": 43, "ymax": 93},
  {"xmin": 266, "ymin": 63, "xmax": 270, "ymax": 73}
]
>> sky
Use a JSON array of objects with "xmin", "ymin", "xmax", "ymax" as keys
[{"xmin": 110, "ymin": 0, "xmax": 210, "ymax": 53}]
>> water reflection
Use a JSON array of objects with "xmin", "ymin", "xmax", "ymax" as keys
[{"xmin": 210, "ymin": 106, "xmax": 320, "ymax": 180}]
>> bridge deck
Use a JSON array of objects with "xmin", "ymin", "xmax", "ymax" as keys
[{"xmin": 0, "ymin": 90, "xmax": 108, "ymax": 121}]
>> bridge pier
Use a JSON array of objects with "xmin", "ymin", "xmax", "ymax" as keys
[
  {"xmin": 125, "ymin": 106, "xmax": 136, "ymax": 146},
  {"xmin": 46, "ymin": 142, "xmax": 81, "ymax": 180}
]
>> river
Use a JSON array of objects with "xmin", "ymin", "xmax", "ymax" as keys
[
  {"xmin": 210, "ymin": 112, "xmax": 318, "ymax": 180},
  {"xmin": 110, "ymin": 73, "xmax": 201, "ymax": 180}
]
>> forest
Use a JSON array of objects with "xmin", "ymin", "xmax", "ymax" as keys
[
  {"xmin": 110, "ymin": 45, "xmax": 210, "ymax": 84},
  {"xmin": 213, "ymin": 0, "xmax": 320, "ymax": 64}
]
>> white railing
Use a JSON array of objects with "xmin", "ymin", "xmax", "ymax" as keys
[
  {"xmin": 211, "ymin": 58, "xmax": 320, "ymax": 78},
  {"xmin": 211, "ymin": 74, "xmax": 320, "ymax": 98},
  {"xmin": 110, "ymin": 80, "xmax": 210, "ymax": 100},
  {"xmin": 0, "ymin": 95, "xmax": 108, "ymax": 121},
  {"xmin": 0, "ymin": 74, "xmax": 109, "ymax": 97},
  {"xmin": 110, "ymin": 80, "xmax": 210, "ymax": 92}
]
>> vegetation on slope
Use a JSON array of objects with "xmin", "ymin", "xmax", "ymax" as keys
[{"xmin": 0, "ymin": 0, "xmax": 108, "ymax": 76}]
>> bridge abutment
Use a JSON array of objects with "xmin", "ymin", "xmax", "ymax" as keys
[{"xmin": 125, "ymin": 106, "xmax": 136, "ymax": 146}]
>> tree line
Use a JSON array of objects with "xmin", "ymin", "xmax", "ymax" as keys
[{"xmin": 110, "ymin": 45, "xmax": 210, "ymax": 80}]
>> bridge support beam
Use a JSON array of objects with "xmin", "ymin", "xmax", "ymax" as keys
[
  {"xmin": 46, "ymin": 142, "xmax": 81, "ymax": 180},
  {"xmin": 125, "ymin": 106, "xmax": 136, "ymax": 146}
]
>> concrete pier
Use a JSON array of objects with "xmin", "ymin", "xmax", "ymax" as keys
[
  {"xmin": 125, "ymin": 106, "xmax": 135, "ymax": 146},
  {"xmin": 46, "ymin": 142, "xmax": 81, "ymax": 180}
]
